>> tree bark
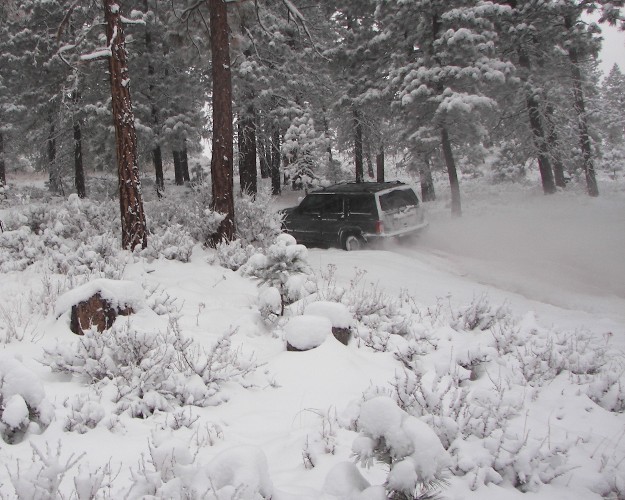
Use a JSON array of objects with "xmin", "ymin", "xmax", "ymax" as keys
[
  {"xmin": 545, "ymin": 103, "xmax": 567, "ymax": 188},
  {"xmin": 516, "ymin": 47, "xmax": 556, "ymax": 194},
  {"xmin": 257, "ymin": 115, "xmax": 271, "ymax": 179},
  {"xmin": 441, "ymin": 126, "xmax": 461, "ymax": 216},
  {"xmin": 208, "ymin": 0, "xmax": 235, "ymax": 245},
  {"xmin": 354, "ymin": 108, "xmax": 364, "ymax": 183},
  {"xmin": 419, "ymin": 153, "xmax": 436, "ymax": 202},
  {"xmin": 73, "ymin": 121, "xmax": 86, "ymax": 198},
  {"xmin": 238, "ymin": 105, "xmax": 257, "ymax": 196},
  {"xmin": 173, "ymin": 150, "xmax": 184, "ymax": 185},
  {"xmin": 104, "ymin": 0, "xmax": 147, "ymax": 250},
  {"xmin": 567, "ymin": 34, "xmax": 599, "ymax": 197},
  {"xmin": 47, "ymin": 112, "xmax": 61, "ymax": 194},
  {"xmin": 143, "ymin": 0, "xmax": 164, "ymax": 196},
  {"xmin": 181, "ymin": 141, "xmax": 190, "ymax": 182},
  {"xmin": 0, "ymin": 131, "xmax": 6, "ymax": 188},
  {"xmin": 376, "ymin": 144, "xmax": 385, "ymax": 183},
  {"xmin": 271, "ymin": 123, "xmax": 281, "ymax": 195}
]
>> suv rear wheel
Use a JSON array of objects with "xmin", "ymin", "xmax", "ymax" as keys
[{"xmin": 342, "ymin": 234, "xmax": 363, "ymax": 251}]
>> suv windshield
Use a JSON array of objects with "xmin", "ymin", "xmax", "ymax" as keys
[{"xmin": 379, "ymin": 189, "xmax": 419, "ymax": 212}]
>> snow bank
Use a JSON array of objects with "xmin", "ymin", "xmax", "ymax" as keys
[{"xmin": 304, "ymin": 301, "xmax": 354, "ymax": 329}]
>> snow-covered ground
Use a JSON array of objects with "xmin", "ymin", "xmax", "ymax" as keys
[{"xmin": 0, "ymin": 176, "xmax": 624, "ymax": 499}]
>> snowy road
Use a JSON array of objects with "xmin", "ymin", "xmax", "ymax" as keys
[{"xmin": 307, "ymin": 186, "xmax": 625, "ymax": 348}]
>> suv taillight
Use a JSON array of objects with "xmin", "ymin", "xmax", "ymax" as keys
[{"xmin": 375, "ymin": 220, "xmax": 384, "ymax": 234}]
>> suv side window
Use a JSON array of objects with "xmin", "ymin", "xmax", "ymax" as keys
[
  {"xmin": 299, "ymin": 194, "xmax": 327, "ymax": 214},
  {"xmin": 379, "ymin": 189, "xmax": 419, "ymax": 212},
  {"xmin": 323, "ymin": 195, "xmax": 344, "ymax": 215},
  {"xmin": 347, "ymin": 195, "xmax": 376, "ymax": 215}
]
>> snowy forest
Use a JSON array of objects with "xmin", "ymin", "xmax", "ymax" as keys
[{"xmin": 1, "ymin": 1, "xmax": 625, "ymax": 499}]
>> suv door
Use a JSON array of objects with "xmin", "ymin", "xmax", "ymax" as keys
[
  {"xmin": 320, "ymin": 195, "xmax": 345, "ymax": 246},
  {"xmin": 286, "ymin": 193, "xmax": 327, "ymax": 243}
]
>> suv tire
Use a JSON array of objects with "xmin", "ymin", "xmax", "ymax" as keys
[{"xmin": 342, "ymin": 234, "xmax": 363, "ymax": 251}]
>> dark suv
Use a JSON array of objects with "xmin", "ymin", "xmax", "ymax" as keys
[{"xmin": 281, "ymin": 182, "xmax": 427, "ymax": 250}]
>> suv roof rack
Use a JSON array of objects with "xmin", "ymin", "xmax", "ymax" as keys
[{"xmin": 315, "ymin": 181, "xmax": 406, "ymax": 194}]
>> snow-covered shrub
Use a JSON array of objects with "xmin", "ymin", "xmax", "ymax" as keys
[
  {"xmin": 0, "ymin": 352, "xmax": 53, "ymax": 443},
  {"xmin": 8, "ymin": 442, "xmax": 83, "ymax": 500},
  {"xmin": 323, "ymin": 462, "xmax": 385, "ymax": 499},
  {"xmin": 349, "ymin": 396, "xmax": 450, "ymax": 499},
  {"xmin": 242, "ymin": 234, "xmax": 312, "ymax": 314},
  {"xmin": 302, "ymin": 407, "xmax": 338, "ymax": 469},
  {"xmin": 213, "ymin": 238, "xmax": 256, "ymax": 271},
  {"xmin": 450, "ymin": 294, "xmax": 509, "ymax": 331},
  {"xmin": 63, "ymin": 394, "xmax": 105, "ymax": 433},
  {"xmin": 145, "ymin": 185, "xmax": 225, "ymax": 245},
  {"xmin": 143, "ymin": 281, "xmax": 182, "ymax": 317},
  {"xmin": 489, "ymin": 141, "xmax": 529, "ymax": 184},
  {"xmin": 234, "ymin": 189, "xmax": 284, "ymax": 249},
  {"xmin": 42, "ymin": 322, "xmax": 258, "ymax": 418},
  {"xmin": 128, "ymin": 441, "xmax": 273, "ymax": 500},
  {"xmin": 140, "ymin": 224, "xmax": 194, "ymax": 263}
]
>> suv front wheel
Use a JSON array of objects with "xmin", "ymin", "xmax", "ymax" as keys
[{"xmin": 342, "ymin": 233, "xmax": 363, "ymax": 251}]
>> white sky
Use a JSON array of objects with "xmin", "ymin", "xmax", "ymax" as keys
[{"xmin": 598, "ymin": 22, "xmax": 625, "ymax": 75}]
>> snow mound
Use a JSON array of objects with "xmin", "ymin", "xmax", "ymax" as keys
[
  {"xmin": 55, "ymin": 278, "xmax": 145, "ymax": 317},
  {"xmin": 284, "ymin": 314, "xmax": 333, "ymax": 350},
  {"xmin": 304, "ymin": 301, "xmax": 354, "ymax": 329}
]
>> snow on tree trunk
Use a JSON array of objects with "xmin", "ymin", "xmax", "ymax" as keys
[
  {"xmin": 441, "ymin": 126, "xmax": 461, "ymax": 216},
  {"xmin": 73, "ymin": 121, "xmax": 86, "ymax": 199},
  {"xmin": 545, "ymin": 102, "xmax": 567, "ymax": 189},
  {"xmin": 354, "ymin": 108, "xmax": 364, "ymax": 183},
  {"xmin": 208, "ymin": 0, "xmax": 235, "ymax": 246},
  {"xmin": 143, "ymin": 0, "xmax": 164, "ymax": 195},
  {"xmin": 517, "ymin": 48, "xmax": 556, "ymax": 195},
  {"xmin": 238, "ymin": 104, "xmax": 257, "ymax": 196},
  {"xmin": 568, "ymin": 42, "xmax": 599, "ymax": 197},
  {"xmin": 271, "ymin": 123, "xmax": 281, "ymax": 195},
  {"xmin": 47, "ymin": 113, "xmax": 60, "ymax": 194},
  {"xmin": 104, "ymin": 0, "xmax": 147, "ymax": 251},
  {"xmin": 0, "ymin": 131, "xmax": 5, "ymax": 187}
]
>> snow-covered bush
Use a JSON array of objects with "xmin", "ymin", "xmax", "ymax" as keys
[
  {"xmin": 234, "ymin": 189, "xmax": 284, "ymax": 249},
  {"xmin": 450, "ymin": 294, "xmax": 510, "ymax": 331},
  {"xmin": 127, "ymin": 440, "xmax": 273, "ymax": 499},
  {"xmin": 0, "ymin": 352, "xmax": 53, "ymax": 443},
  {"xmin": 63, "ymin": 394, "xmax": 106, "ymax": 434},
  {"xmin": 242, "ymin": 234, "xmax": 313, "ymax": 315},
  {"xmin": 349, "ymin": 395, "xmax": 450, "ymax": 499},
  {"xmin": 42, "ymin": 322, "xmax": 259, "ymax": 418},
  {"xmin": 140, "ymin": 224, "xmax": 194, "ymax": 263},
  {"xmin": 8, "ymin": 442, "xmax": 84, "ymax": 500},
  {"xmin": 213, "ymin": 238, "xmax": 256, "ymax": 271}
]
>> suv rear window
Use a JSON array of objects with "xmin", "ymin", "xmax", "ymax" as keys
[{"xmin": 379, "ymin": 189, "xmax": 419, "ymax": 212}]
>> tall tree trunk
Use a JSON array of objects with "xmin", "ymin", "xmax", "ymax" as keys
[
  {"xmin": 354, "ymin": 108, "xmax": 364, "ymax": 183},
  {"xmin": 173, "ymin": 150, "xmax": 184, "ymax": 185},
  {"xmin": 152, "ymin": 147, "xmax": 163, "ymax": 196},
  {"xmin": 516, "ymin": 47, "xmax": 556, "ymax": 194},
  {"xmin": 104, "ymin": 0, "xmax": 147, "ymax": 250},
  {"xmin": 419, "ymin": 153, "xmax": 436, "ymax": 202},
  {"xmin": 238, "ymin": 105, "xmax": 257, "ymax": 196},
  {"xmin": 365, "ymin": 135, "xmax": 374, "ymax": 178},
  {"xmin": 322, "ymin": 108, "xmax": 334, "ymax": 164},
  {"xmin": 257, "ymin": 115, "xmax": 271, "ymax": 179},
  {"xmin": 47, "ymin": 113, "xmax": 61, "ymax": 194},
  {"xmin": 271, "ymin": 123, "xmax": 281, "ymax": 195},
  {"xmin": 376, "ymin": 144, "xmax": 385, "ymax": 183},
  {"xmin": 73, "ymin": 122, "xmax": 86, "ymax": 198},
  {"xmin": 545, "ymin": 103, "xmax": 567, "ymax": 188},
  {"xmin": 566, "ymin": 23, "xmax": 598, "ymax": 197},
  {"xmin": 143, "ymin": 0, "xmax": 164, "ymax": 196},
  {"xmin": 0, "ymin": 131, "xmax": 6, "ymax": 188},
  {"xmin": 441, "ymin": 126, "xmax": 461, "ymax": 216},
  {"xmin": 181, "ymin": 141, "xmax": 190, "ymax": 182},
  {"xmin": 208, "ymin": 0, "xmax": 235, "ymax": 245}
]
